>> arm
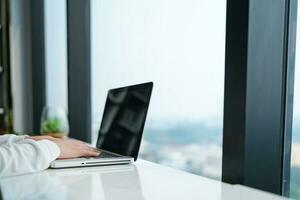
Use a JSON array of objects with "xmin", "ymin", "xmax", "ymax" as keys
[
  {"xmin": 0, "ymin": 137, "xmax": 100, "ymax": 177},
  {"xmin": 0, "ymin": 139, "xmax": 60, "ymax": 177}
]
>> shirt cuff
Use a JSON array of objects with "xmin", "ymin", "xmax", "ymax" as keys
[{"xmin": 36, "ymin": 140, "xmax": 61, "ymax": 160}]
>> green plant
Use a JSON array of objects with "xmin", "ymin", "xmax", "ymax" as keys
[{"xmin": 41, "ymin": 118, "xmax": 65, "ymax": 133}]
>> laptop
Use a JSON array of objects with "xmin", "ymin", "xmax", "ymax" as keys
[{"xmin": 50, "ymin": 82, "xmax": 153, "ymax": 168}]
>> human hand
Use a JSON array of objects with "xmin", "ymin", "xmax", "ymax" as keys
[
  {"xmin": 28, "ymin": 135, "xmax": 60, "ymax": 142},
  {"xmin": 52, "ymin": 139, "xmax": 100, "ymax": 159}
]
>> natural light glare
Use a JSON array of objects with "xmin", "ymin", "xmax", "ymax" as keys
[
  {"xmin": 44, "ymin": 0, "xmax": 68, "ymax": 111},
  {"xmin": 91, "ymin": 0, "xmax": 225, "ymax": 125},
  {"xmin": 91, "ymin": 0, "xmax": 226, "ymax": 179}
]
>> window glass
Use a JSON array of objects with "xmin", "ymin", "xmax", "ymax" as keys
[
  {"xmin": 91, "ymin": 0, "xmax": 226, "ymax": 179},
  {"xmin": 290, "ymin": 3, "xmax": 300, "ymax": 197},
  {"xmin": 44, "ymin": 0, "xmax": 68, "ymax": 111}
]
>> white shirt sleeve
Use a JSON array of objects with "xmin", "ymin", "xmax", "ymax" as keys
[
  {"xmin": 0, "ymin": 136, "xmax": 60, "ymax": 177},
  {"xmin": 0, "ymin": 134, "xmax": 28, "ymax": 145}
]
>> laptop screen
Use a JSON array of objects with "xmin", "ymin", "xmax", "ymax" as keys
[{"xmin": 96, "ymin": 82, "xmax": 153, "ymax": 160}]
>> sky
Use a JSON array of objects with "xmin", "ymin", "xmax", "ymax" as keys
[
  {"xmin": 44, "ymin": 0, "xmax": 68, "ymax": 111},
  {"xmin": 293, "ymin": 0, "xmax": 300, "ymax": 122},
  {"xmin": 90, "ymin": 0, "xmax": 300, "ymax": 127},
  {"xmin": 43, "ymin": 0, "xmax": 299, "ymax": 129},
  {"xmin": 91, "ymin": 0, "xmax": 227, "ymax": 128}
]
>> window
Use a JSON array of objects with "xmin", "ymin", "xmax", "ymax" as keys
[
  {"xmin": 91, "ymin": 0, "xmax": 226, "ymax": 179},
  {"xmin": 44, "ymin": 0, "xmax": 68, "ymax": 111},
  {"xmin": 290, "ymin": 2, "xmax": 300, "ymax": 197}
]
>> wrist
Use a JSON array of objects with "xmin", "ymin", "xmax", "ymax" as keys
[{"xmin": 37, "ymin": 140, "xmax": 61, "ymax": 159}]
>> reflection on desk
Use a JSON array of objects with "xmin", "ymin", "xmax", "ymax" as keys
[
  {"xmin": 0, "ymin": 160, "xmax": 291, "ymax": 200},
  {"xmin": 0, "ymin": 164, "xmax": 143, "ymax": 200}
]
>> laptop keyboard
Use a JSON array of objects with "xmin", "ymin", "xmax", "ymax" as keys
[
  {"xmin": 96, "ymin": 151, "xmax": 120, "ymax": 158},
  {"xmin": 95, "ymin": 151, "xmax": 121, "ymax": 158},
  {"xmin": 83, "ymin": 149, "xmax": 122, "ymax": 159}
]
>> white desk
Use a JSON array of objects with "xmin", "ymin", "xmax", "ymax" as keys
[{"xmin": 0, "ymin": 160, "xmax": 291, "ymax": 200}]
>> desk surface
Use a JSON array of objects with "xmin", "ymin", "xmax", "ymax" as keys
[{"xmin": 0, "ymin": 160, "xmax": 291, "ymax": 200}]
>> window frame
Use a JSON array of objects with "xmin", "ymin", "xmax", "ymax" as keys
[
  {"xmin": 222, "ymin": 0, "xmax": 297, "ymax": 196},
  {"xmin": 67, "ymin": 0, "xmax": 92, "ymax": 142}
]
